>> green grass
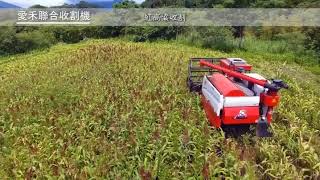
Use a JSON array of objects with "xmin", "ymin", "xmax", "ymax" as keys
[{"xmin": 0, "ymin": 39, "xmax": 319, "ymax": 179}]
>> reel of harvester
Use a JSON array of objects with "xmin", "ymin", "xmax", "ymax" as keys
[{"xmin": 187, "ymin": 58, "xmax": 221, "ymax": 93}]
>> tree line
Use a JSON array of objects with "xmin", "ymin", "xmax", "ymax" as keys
[{"xmin": 0, "ymin": 0, "xmax": 319, "ymax": 66}]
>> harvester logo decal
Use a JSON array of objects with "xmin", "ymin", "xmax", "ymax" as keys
[{"xmin": 234, "ymin": 110, "xmax": 247, "ymax": 120}]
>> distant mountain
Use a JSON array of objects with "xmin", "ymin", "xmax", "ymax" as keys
[
  {"xmin": 50, "ymin": 0, "xmax": 122, "ymax": 8},
  {"xmin": 0, "ymin": 1, "xmax": 20, "ymax": 8},
  {"xmin": 52, "ymin": 0, "xmax": 122, "ymax": 8},
  {"xmin": 89, "ymin": 0, "xmax": 122, "ymax": 8},
  {"xmin": 66, "ymin": 0, "xmax": 123, "ymax": 8}
]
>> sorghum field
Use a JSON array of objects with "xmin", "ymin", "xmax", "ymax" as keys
[{"xmin": 0, "ymin": 39, "xmax": 319, "ymax": 179}]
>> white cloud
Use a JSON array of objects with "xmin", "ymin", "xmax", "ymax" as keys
[
  {"xmin": 133, "ymin": 0, "xmax": 144, "ymax": 3},
  {"xmin": 5, "ymin": 0, "xmax": 68, "ymax": 7}
]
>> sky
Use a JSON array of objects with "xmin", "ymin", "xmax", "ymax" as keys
[{"xmin": 2, "ymin": 0, "xmax": 144, "ymax": 8}]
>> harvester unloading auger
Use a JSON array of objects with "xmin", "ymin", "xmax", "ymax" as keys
[{"xmin": 187, "ymin": 58, "xmax": 288, "ymax": 137}]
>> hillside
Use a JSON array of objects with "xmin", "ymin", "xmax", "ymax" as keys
[{"xmin": 0, "ymin": 39, "xmax": 319, "ymax": 179}]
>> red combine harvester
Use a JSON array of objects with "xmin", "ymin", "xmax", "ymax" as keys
[{"xmin": 187, "ymin": 58, "xmax": 288, "ymax": 137}]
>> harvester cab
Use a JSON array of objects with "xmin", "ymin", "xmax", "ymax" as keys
[
  {"xmin": 187, "ymin": 58, "xmax": 288, "ymax": 137},
  {"xmin": 220, "ymin": 58, "xmax": 252, "ymax": 72}
]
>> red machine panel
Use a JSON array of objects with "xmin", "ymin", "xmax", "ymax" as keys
[
  {"xmin": 201, "ymin": 95, "xmax": 221, "ymax": 128},
  {"xmin": 209, "ymin": 73, "xmax": 245, "ymax": 97},
  {"xmin": 220, "ymin": 59, "xmax": 232, "ymax": 69},
  {"xmin": 222, "ymin": 106, "xmax": 259, "ymax": 125}
]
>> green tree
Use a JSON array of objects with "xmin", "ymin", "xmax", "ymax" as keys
[
  {"xmin": 113, "ymin": 0, "xmax": 140, "ymax": 8},
  {"xmin": 305, "ymin": 28, "xmax": 320, "ymax": 58}
]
